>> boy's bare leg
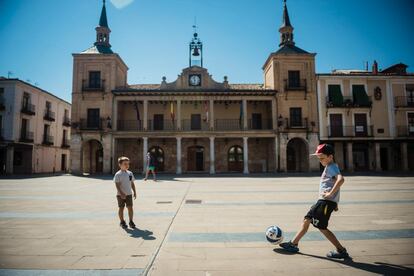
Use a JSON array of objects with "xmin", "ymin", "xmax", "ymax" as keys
[
  {"xmin": 292, "ymin": 219, "xmax": 311, "ymax": 245},
  {"xmin": 118, "ymin": 207, "xmax": 124, "ymax": 222},
  {"xmin": 319, "ymin": 228, "xmax": 345, "ymax": 250},
  {"xmin": 144, "ymin": 170, "xmax": 149, "ymax": 180},
  {"xmin": 127, "ymin": 206, "xmax": 134, "ymax": 222}
]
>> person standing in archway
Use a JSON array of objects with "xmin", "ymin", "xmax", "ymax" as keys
[{"xmin": 144, "ymin": 152, "xmax": 157, "ymax": 181}]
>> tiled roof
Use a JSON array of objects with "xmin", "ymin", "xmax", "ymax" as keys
[
  {"xmin": 129, "ymin": 84, "xmax": 161, "ymax": 90},
  {"xmin": 274, "ymin": 44, "xmax": 309, "ymax": 55},
  {"xmin": 228, "ymin": 83, "xmax": 265, "ymax": 90}
]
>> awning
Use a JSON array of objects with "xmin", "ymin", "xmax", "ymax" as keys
[
  {"xmin": 328, "ymin": 85, "xmax": 343, "ymax": 106},
  {"xmin": 352, "ymin": 85, "xmax": 370, "ymax": 106}
]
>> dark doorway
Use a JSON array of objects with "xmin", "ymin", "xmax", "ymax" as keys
[
  {"xmin": 153, "ymin": 114, "xmax": 164, "ymax": 130},
  {"xmin": 353, "ymin": 143, "xmax": 369, "ymax": 171},
  {"xmin": 228, "ymin": 145, "xmax": 243, "ymax": 172},
  {"xmin": 187, "ymin": 146, "xmax": 204, "ymax": 171},
  {"xmin": 287, "ymin": 138, "xmax": 308, "ymax": 172},
  {"xmin": 61, "ymin": 154, "xmax": 67, "ymax": 172},
  {"xmin": 380, "ymin": 148, "xmax": 388, "ymax": 171},
  {"xmin": 0, "ymin": 148, "xmax": 6, "ymax": 175},
  {"xmin": 251, "ymin": 113, "xmax": 262, "ymax": 130},
  {"xmin": 191, "ymin": 114, "xmax": 201, "ymax": 130}
]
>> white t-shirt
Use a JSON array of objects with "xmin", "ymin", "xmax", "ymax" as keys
[{"xmin": 113, "ymin": 170, "xmax": 135, "ymax": 196}]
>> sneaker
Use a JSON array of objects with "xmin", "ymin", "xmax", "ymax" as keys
[
  {"xmin": 129, "ymin": 221, "xmax": 136, "ymax": 229},
  {"xmin": 327, "ymin": 248, "xmax": 349, "ymax": 259},
  {"xmin": 279, "ymin": 241, "xmax": 299, "ymax": 253},
  {"xmin": 120, "ymin": 220, "xmax": 128, "ymax": 229}
]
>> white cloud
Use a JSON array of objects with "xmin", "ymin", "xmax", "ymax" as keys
[{"xmin": 110, "ymin": 0, "xmax": 134, "ymax": 9}]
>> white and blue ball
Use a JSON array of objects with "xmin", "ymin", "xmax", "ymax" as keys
[{"xmin": 265, "ymin": 225, "xmax": 284, "ymax": 244}]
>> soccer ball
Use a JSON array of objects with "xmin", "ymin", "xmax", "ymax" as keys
[{"xmin": 265, "ymin": 225, "xmax": 284, "ymax": 244}]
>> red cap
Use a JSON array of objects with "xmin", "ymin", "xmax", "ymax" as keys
[{"xmin": 310, "ymin": 144, "xmax": 334, "ymax": 156}]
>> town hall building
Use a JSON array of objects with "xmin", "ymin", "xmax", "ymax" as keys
[{"xmin": 70, "ymin": 0, "xmax": 320, "ymax": 174}]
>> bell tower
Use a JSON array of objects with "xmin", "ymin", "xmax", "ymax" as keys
[
  {"xmin": 94, "ymin": 0, "xmax": 112, "ymax": 52},
  {"xmin": 189, "ymin": 25, "xmax": 203, "ymax": 67}
]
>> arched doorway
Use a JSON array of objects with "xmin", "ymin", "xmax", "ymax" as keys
[
  {"xmin": 187, "ymin": 146, "xmax": 204, "ymax": 171},
  {"xmin": 287, "ymin": 138, "xmax": 309, "ymax": 172},
  {"xmin": 228, "ymin": 145, "xmax": 243, "ymax": 172},
  {"xmin": 82, "ymin": 139, "xmax": 103, "ymax": 174},
  {"xmin": 149, "ymin": 146, "xmax": 164, "ymax": 171}
]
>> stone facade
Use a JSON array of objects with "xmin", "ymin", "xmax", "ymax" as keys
[{"xmin": 0, "ymin": 78, "xmax": 71, "ymax": 174}]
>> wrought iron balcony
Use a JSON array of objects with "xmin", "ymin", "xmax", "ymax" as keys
[
  {"xmin": 285, "ymin": 118, "xmax": 308, "ymax": 129},
  {"xmin": 42, "ymin": 135, "xmax": 54, "ymax": 145},
  {"xmin": 61, "ymin": 137, "xmax": 70, "ymax": 148},
  {"xmin": 63, "ymin": 116, "xmax": 71, "ymax": 126},
  {"xmin": 20, "ymin": 131, "xmax": 34, "ymax": 142},
  {"xmin": 327, "ymin": 125, "xmax": 374, "ymax": 137},
  {"xmin": 21, "ymin": 103, "xmax": 36, "ymax": 115},
  {"xmin": 284, "ymin": 79, "xmax": 307, "ymax": 91},
  {"xmin": 394, "ymin": 96, "xmax": 414, "ymax": 107},
  {"xmin": 247, "ymin": 119, "xmax": 273, "ymax": 130},
  {"xmin": 182, "ymin": 119, "xmax": 210, "ymax": 131},
  {"xmin": 326, "ymin": 96, "xmax": 372, "ymax": 108},
  {"xmin": 44, "ymin": 109, "xmax": 55, "ymax": 121},
  {"xmin": 148, "ymin": 120, "xmax": 177, "ymax": 131},
  {"xmin": 117, "ymin": 120, "xmax": 143, "ymax": 131},
  {"xmin": 215, "ymin": 119, "xmax": 244, "ymax": 131},
  {"xmin": 79, "ymin": 118, "xmax": 105, "ymax": 130},
  {"xmin": 82, "ymin": 79, "xmax": 105, "ymax": 92}
]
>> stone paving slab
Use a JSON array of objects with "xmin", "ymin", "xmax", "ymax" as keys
[{"xmin": 0, "ymin": 175, "xmax": 413, "ymax": 275}]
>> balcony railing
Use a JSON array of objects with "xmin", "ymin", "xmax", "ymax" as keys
[
  {"xmin": 326, "ymin": 96, "xmax": 373, "ymax": 108},
  {"xmin": 79, "ymin": 118, "xmax": 105, "ymax": 130},
  {"xmin": 82, "ymin": 79, "xmax": 105, "ymax": 92},
  {"xmin": 397, "ymin": 125, "xmax": 414, "ymax": 137},
  {"xmin": 42, "ymin": 135, "xmax": 54, "ymax": 145},
  {"xmin": 247, "ymin": 119, "xmax": 273, "ymax": 130},
  {"xmin": 44, "ymin": 109, "xmax": 55, "ymax": 121},
  {"xmin": 21, "ymin": 103, "xmax": 36, "ymax": 115},
  {"xmin": 20, "ymin": 131, "xmax": 34, "ymax": 142},
  {"xmin": 284, "ymin": 79, "xmax": 307, "ymax": 91},
  {"xmin": 63, "ymin": 116, "xmax": 71, "ymax": 126},
  {"xmin": 61, "ymin": 138, "xmax": 70, "ymax": 148},
  {"xmin": 286, "ymin": 118, "xmax": 308, "ymax": 129},
  {"xmin": 327, "ymin": 125, "xmax": 374, "ymax": 137},
  {"xmin": 117, "ymin": 120, "xmax": 143, "ymax": 131},
  {"xmin": 215, "ymin": 119, "xmax": 244, "ymax": 131},
  {"xmin": 148, "ymin": 120, "xmax": 177, "ymax": 131},
  {"xmin": 182, "ymin": 119, "xmax": 210, "ymax": 131},
  {"xmin": 395, "ymin": 96, "xmax": 414, "ymax": 107}
]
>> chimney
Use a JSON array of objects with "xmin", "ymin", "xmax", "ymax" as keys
[{"xmin": 372, "ymin": 60, "xmax": 378, "ymax": 75}]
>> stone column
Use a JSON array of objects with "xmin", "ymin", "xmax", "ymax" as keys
[
  {"xmin": 274, "ymin": 136, "xmax": 279, "ymax": 172},
  {"xmin": 279, "ymin": 138, "xmax": 287, "ymax": 172},
  {"xmin": 242, "ymin": 99, "xmax": 248, "ymax": 130},
  {"xmin": 6, "ymin": 146, "xmax": 14, "ymax": 174},
  {"xmin": 102, "ymin": 134, "xmax": 112, "ymax": 174},
  {"xmin": 143, "ymin": 137, "xmax": 148, "ymax": 174},
  {"xmin": 243, "ymin": 137, "xmax": 249, "ymax": 174},
  {"xmin": 375, "ymin": 143, "xmax": 381, "ymax": 171},
  {"xmin": 401, "ymin": 142, "xmax": 408, "ymax": 171},
  {"xmin": 209, "ymin": 136, "xmax": 215, "ymax": 174},
  {"xmin": 209, "ymin": 99, "xmax": 214, "ymax": 130},
  {"xmin": 271, "ymin": 99, "xmax": 277, "ymax": 130},
  {"xmin": 346, "ymin": 142, "xmax": 354, "ymax": 172},
  {"xmin": 176, "ymin": 137, "xmax": 182, "ymax": 174},
  {"xmin": 143, "ymin": 99, "xmax": 148, "ymax": 130},
  {"xmin": 113, "ymin": 99, "xmax": 118, "ymax": 131},
  {"xmin": 177, "ymin": 100, "xmax": 181, "ymax": 130}
]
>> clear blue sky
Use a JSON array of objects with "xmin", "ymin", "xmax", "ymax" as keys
[{"xmin": 1, "ymin": 0, "xmax": 413, "ymax": 102}]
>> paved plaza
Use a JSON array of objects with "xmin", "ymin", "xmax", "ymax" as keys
[{"xmin": 0, "ymin": 174, "xmax": 413, "ymax": 275}]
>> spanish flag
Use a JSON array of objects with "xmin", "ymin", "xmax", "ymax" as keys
[{"xmin": 170, "ymin": 102, "xmax": 175, "ymax": 122}]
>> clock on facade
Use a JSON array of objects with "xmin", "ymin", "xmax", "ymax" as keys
[{"xmin": 189, "ymin": 74, "xmax": 201, "ymax": 86}]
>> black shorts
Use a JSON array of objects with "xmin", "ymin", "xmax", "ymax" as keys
[
  {"xmin": 116, "ymin": 195, "xmax": 133, "ymax": 208},
  {"xmin": 304, "ymin": 200, "xmax": 337, "ymax": 229}
]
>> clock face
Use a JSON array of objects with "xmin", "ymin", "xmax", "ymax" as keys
[{"xmin": 189, "ymin": 75, "xmax": 201, "ymax": 86}]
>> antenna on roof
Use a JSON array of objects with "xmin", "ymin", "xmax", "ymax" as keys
[
  {"xmin": 7, "ymin": 71, "xmax": 13, "ymax": 78},
  {"xmin": 26, "ymin": 79, "xmax": 31, "ymax": 83}
]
